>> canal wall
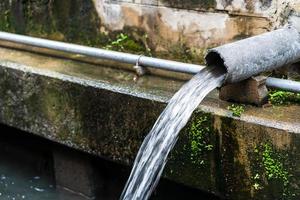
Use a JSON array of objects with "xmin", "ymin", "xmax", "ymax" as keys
[
  {"xmin": 1, "ymin": 0, "xmax": 300, "ymax": 199},
  {"xmin": 0, "ymin": 47, "xmax": 300, "ymax": 199}
]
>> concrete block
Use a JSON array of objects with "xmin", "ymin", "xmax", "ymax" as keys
[
  {"xmin": 219, "ymin": 76, "xmax": 268, "ymax": 106},
  {"xmin": 53, "ymin": 149, "xmax": 96, "ymax": 199}
]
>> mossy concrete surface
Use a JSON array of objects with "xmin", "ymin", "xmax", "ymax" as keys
[{"xmin": 0, "ymin": 48, "xmax": 300, "ymax": 199}]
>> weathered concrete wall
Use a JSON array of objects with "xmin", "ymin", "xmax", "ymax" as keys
[
  {"xmin": 2, "ymin": 0, "xmax": 299, "ymax": 64},
  {"xmin": 91, "ymin": 0, "xmax": 300, "ymax": 53},
  {"xmin": 1, "ymin": 47, "xmax": 300, "ymax": 199},
  {"xmin": 92, "ymin": 0, "xmax": 270, "ymax": 48}
]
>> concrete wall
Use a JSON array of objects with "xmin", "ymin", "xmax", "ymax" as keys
[
  {"xmin": 1, "ymin": 47, "xmax": 300, "ymax": 199},
  {"xmin": 93, "ymin": 0, "xmax": 270, "ymax": 48},
  {"xmin": 1, "ymin": 0, "xmax": 299, "ymax": 64}
]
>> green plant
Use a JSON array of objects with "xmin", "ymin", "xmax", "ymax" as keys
[
  {"xmin": 105, "ymin": 33, "xmax": 128, "ymax": 51},
  {"xmin": 252, "ymin": 143, "xmax": 293, "ymax": 198},
  {"xmin": 269, "ymin": 90, "xmax": 300, "ymax": 105},
  {"xmin": 262, "ymin": 144, "xmax": 289, "ymax": 185},
  {"xmin": 227, "ymin": 104, "xmax": 245, "ymax": 117},
  {"xmin": 189, "ymin": 115, "xmax": 213, "ymax": 166},
  {"xmin": 104, "ymin": 33, "xmax": 151, "ymax": 56}
]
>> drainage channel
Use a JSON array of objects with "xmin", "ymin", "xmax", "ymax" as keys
[{"xmin": 0, "ymin": 124, "xmax": 220, "ymax": 200}]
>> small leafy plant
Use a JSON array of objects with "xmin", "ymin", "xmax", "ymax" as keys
[
  {"xmin": 189, "ymin": 115, "xmax": 213, "ymax": 166},
  {"xmin": 262, "ymin": 144, "xmax": 289, "ymax": 182},
  {"xmin": 105, "ymin": 33, "xmax": 128, "ymax": 51},
  {"xmin": 252, "ymin": 143, "xmax": 294, "ymax": 197},
  {"xmin": 227, "ymin": 104, "xmax": 245, "ymax": 117},
  {"xmin": 104, "ymin": 33, "xmax": 151, "ymax": 55},
  {"xmin": 268, "ymin": 90, "xmax": 300, "ymax": 105}
]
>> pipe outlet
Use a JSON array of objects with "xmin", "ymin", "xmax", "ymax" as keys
[{"xmin": 205, "ymin": 26, "xmax": 300, "ymax": 84}]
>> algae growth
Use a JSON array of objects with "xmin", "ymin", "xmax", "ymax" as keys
[
  {"xmin": 268, "ymin": 90, "xmax": 300, "ymax": 106},
  {"xmin": 251, "ymin": 143, "xmax": 295, "ymax": 199},
  {"xmin": 188, "ymin": 114, "xmax": 214, "ymax": 166}
]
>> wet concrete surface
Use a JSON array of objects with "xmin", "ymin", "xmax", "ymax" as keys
[{"xmin": 0, "ymin": 46, "xmax": 300, "ymax": 130}]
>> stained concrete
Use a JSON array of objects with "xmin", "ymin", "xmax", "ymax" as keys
[
  {"xmin": 0, "ymin": 47, "xmax": 300, "ymax": 199},
  {"xmin": 0, "ymin": 0, "xmax": 271, "ymax": 64},
  {"xmin": 0, "ymin": 0, "xmax": 298, "ymax": 72}
]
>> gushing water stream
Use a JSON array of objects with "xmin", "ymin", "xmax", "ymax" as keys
[{"xmin": 120, "ymin": 66, "xmax": 226, "ymax": 200}]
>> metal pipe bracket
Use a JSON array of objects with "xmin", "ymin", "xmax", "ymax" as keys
[{"xmin": 133, "ymin": 55, "xmax": 147, "ymax": 76}]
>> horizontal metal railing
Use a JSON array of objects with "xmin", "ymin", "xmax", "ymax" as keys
[{"xmin": 0, "ymin": 31, "xmax": 299, "ymax": 93}]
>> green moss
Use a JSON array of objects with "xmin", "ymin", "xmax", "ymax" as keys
[
  {"xmin": 188, "ymin": 113, "xmax": 213, "ymax": 166},
  {"xmin": 251, "ymin": 143, "xmax": 295, "ymax": 199},
  {"xmin": 123, "ymin": 39, "xmax": 148, "ymax": 54},
  {"xmin": 170, "ymin": 44, "xmax": 203, "ymax": 64},
  {"xmin": 262, "ymin": 144, "xmax": 289, "ymax": 184},
  {"xmin": 164, "ymin": 111, "xmax": 216, "ymax": 190},
  {"xmin": 227, "ymin": 104, "xmax": 245, "ymax": 117},
  {"xmin": 268, "ymin": 90, "xmax": 300, "ymax": 106}
]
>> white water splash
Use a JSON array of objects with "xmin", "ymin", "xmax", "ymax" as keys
[{"xmin": 121, "ymin": 66, "xmax": 226, "ymax": 200}]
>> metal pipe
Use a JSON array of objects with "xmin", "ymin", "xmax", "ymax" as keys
[
  {"xmin": 205, "ymin": 26, "xmax": 300, "ymax": 84},
  {"xmin": 0, "ymin": 31, "xmax": 299, "ymax": 93},
  {"xmin": 266, "ymin": 77, "xmax": 300, "ymax": 93},
  {"xmin": 0, "ymin": 31, "xmax": 204, "ymax": 74}
]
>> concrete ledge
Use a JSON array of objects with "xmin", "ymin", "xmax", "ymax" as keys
[{"xmin": 1, "ymin": 48, "xmax": 300, "ymax": 199}]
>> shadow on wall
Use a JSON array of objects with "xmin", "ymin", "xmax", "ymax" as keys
[{"xmin": 1, "ymin": 0, "xmax": 102, "ymax": 44}]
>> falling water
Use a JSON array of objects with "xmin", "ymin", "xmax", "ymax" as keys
[{"xmin": 120, "ymin": 66, "xmax": 226, "ymax": 200}]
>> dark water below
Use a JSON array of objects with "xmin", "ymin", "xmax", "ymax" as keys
[
  {"xmin": 0, "ymin": 157, "xmax": 57, "ymax": 200},
  {"xmin": 0, "ymin": 125, "xmax": 84, "ymax": 200},
  {"xmin": 0, "ymin": 124, "xmax": 221, "ymax": 200}
]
